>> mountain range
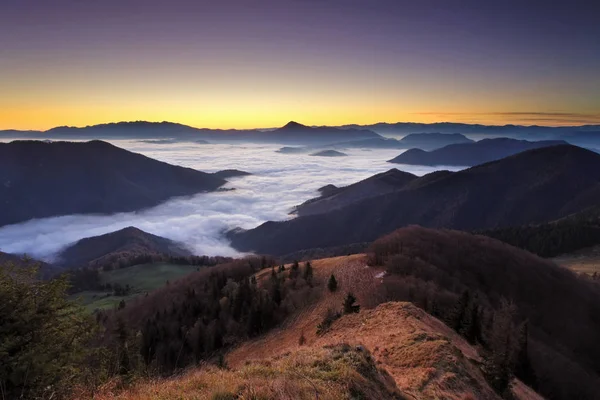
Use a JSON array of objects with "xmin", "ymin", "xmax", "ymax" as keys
[
  {"xmin": 0, "ymin": 140, "xmax": 228, "ymax": 226},
  {"xmin": 229, "ymin": 144, "xmax": 600, "ymax": 255},
  {"xmin": 0, "ymin": 121, "xmax": 381, "ymax": 145},
  {"xmin": 388, "ymin": 138, "xmax": 567, "ymax": 166},
  {"xmin": 4, "ymin": 120, "xmax": 600, "ymax": 146}
]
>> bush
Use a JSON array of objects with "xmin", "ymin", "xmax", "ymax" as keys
[{"xmin": 317, "ymin": 308, "xmax": 341, "ymax": 335}]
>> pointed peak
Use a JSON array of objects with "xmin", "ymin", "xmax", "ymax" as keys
[{"xmin": 281, "ymin": 121, "xmax": 307, "ymax": 130}]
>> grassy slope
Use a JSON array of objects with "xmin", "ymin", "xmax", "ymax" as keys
[
  {"xmin": 227, "ymin": 255, "xmax": 539, "ymax": 400},
  {"xmin": 73, "ymin": 263, "xmax": 198, "ymax": 311},
  {"xmin": 90, "ymin": 344, "xmax": 405, "ymax": 400},
  {"xmin": 86, "ymin": 255, "xmax": 541, "ymax": 400}
]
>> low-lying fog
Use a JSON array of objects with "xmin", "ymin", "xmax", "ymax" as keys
[{"xmin": 0, "ymin": 141, "xmax": 465, "ymax": 260}]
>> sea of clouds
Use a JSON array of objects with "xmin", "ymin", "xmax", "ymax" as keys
[{"xmin": 0, "ymin": 140, "xmax": 464, "ymax": 260}]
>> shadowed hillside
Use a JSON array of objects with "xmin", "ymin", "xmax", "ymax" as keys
[
  {"xmin": 230, "ymin": 145, "xmax": 600, "ymax": 255},
  {"xmin": 292, "ymin": 168, "xmax": 417, "ymax": 217},
  {"xmin": 0, "ymin": 140, "xmax": 226, "ymax": 226},
  {"xmin": 388, "ymin": 138, "xmax": 567, "ymax": 166},
  {"xmin": 57, "ymin": 227, "xmax": 191, "ymax": 268}
]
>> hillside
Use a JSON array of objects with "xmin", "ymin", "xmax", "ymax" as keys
[
  {"xmin": 480, "ymin": 205, "xmax": 600, "ymax": 257},
  {"xmin": 0, "ymin": 140, "xmax": 226, "ymax": 226},
  {"xmin": 91, "ymin": 251, "xmax": 545, "ymax": 400},
  {"xmin": 388, "ymin": 138, "xmax": 567, "ymax": 166},
  {"xmin": 230, "ymin": 145, "xmax": 600, "ymax": 254},
  {"xmin": 56, "ymin": 227, "xmax": 191, "ymax": 268},
  {"xmin": 292, "ymin": 168, "xmax": 417, "ymax": 217},
  {"xmin": 268, "ymin": 121, "xmax": 381, "ymax": 144},
  {"xmin": 397, "ymin": 132, "xmax": 474, "ymax": 150}
]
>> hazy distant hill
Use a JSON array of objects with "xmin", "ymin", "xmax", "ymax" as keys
[
  {"xmin": 339, "ymin": 121, "xmax": 600, "ymax": 139},
  {"xmin": 309, "ymin": 149, "xmax": 347, "ymax": 157},
  {"xmin": 292, "ymin": 169, "xmax": 417, "ymax": 216},
  {"xmin": 397, "ymin": 132, "xmax": 473, "ymax": 150},
  {"xmin": 229, "ymin": 145, "xmax": 600, "ymax": 254},
  {"xmin": 57, "ymin": 227, "xmax": 191, "ymax": 268},
  {"xmin": 0, "ymin": 120, "xmax": 381, "ymax": 145},
  {"xmin": 0, "ymin": 140, "xmax": 226, "ymax": 226},
  {"xmin": 388, "ymin": 138, "xmax": 567, "ymax": 166}
]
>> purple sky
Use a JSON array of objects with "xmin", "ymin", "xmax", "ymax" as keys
[{"xmin": 1, "ymin": 0, "xmax": 599, "ymax": 129}]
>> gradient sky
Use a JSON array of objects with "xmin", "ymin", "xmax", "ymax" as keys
[{"xmin": 1, "ymin": 0, "xmax": 599, "ymax": 130}]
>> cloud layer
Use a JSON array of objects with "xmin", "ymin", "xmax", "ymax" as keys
[{"xmin": 0, "ymin": 140, "xmax": 463, "ymax": 260}]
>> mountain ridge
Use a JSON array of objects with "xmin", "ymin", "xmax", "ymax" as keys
[{"xmin": 230, "ymin": 144, "xmax": 600, "ymax": 254}]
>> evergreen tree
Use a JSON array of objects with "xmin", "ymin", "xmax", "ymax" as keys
[
  {"xmin": 303, "ymin": 261, "xmax": 313, "ymax": 283},
  {"xmin": 327, "ymin": 274, "xmax": 338, "ymax": 292},
  {"xmin": 482, "ymin": 300, "xmax": 517, "ymax": 395},
  {"xmin": 514, "ymin": 320, "xmax": 537, "ymax": 388},
  {"xmin": 343, "ymin": 292, "xmax": 360, "ymax": 314},
  {"xmin": 448, "ymin": 290, "xmax": 470, "ymax": 332},
  {"xmin": 278, "ymin": 264, "xmax": 285, "ymax": 273},
  {"xmin": 0, "ymin": 263, "xmax": 96, "ymax": 398},
  {"xmin": 289, "ymin": 260, "xmax": 300, "ymax": 279}
]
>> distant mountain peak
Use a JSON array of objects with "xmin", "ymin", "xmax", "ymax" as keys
[{"xmin": 281, "ymin": 121, "xmax": 307, "ymax": 130}]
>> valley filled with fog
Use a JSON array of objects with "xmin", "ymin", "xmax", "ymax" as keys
[{"xmin": 0, "ymin": 140, "xmax": 464, "ymax": 259}]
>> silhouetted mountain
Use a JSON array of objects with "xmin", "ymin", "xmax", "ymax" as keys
[
  {"xmin": 388, "ymin": 138, "xmax": 567, "ymax": 166},
  {"xmin": 339, "ymin": 122, "xmax": 600, "ymax": 139},
  {"xmin": 229, "ymin": 145, "xmax": 600, "ymax": 254},
  {"xmin": 0, "ymin": 120, "xmax": 381, "ymax": 144},
  {"xmin": 56, "ymin": 227, "xmax": 191, "ymax": 268},
  {"xmin": 0, "ymin": 140, "xmax": 226, "ymax": 226},
  {"xmin": 397, "ymin": 132, "xmax": 473, "ymax": 150},
  {"xmin": 212, "ymin": 169, "xmax": 251, "ymax": 179},
  {"xmin": 292, "ymin": 169, "xmax": 417, "ymax": 217},
  {"xmin": 310, "ymin": 150, "xmax": 347, "ymax": 157},
  {"xmin": 270, "ymin": 121, "xmax": 381, "ymax": 144}
]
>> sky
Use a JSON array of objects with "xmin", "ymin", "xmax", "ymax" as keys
[{"xmin": 1, "ymin": 0, "xmax": 599, "ymax": 130}]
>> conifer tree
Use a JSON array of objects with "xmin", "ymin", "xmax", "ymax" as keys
[
  {"xmin": 343, "ymin": 292, "xmax": 360, "ymax": 314},
  {"xmin": 303, "ymin": 261, "xmax": 313, "ymax": 283},
  {"xmin": 327, "ymin": 274, "xmax": 338, "ymax": 292}
]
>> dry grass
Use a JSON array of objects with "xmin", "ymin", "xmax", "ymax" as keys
[{"xmin": 88, "ymin": 344, "xmax": 404, "ymax": 400}]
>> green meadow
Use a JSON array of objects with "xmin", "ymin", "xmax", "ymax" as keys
[{"xmin": 72, "ymin": 262, "xmax": 199, "ymax": 311}]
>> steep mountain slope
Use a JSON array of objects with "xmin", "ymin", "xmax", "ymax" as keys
[
  {"xmin": 388, "ymin": 138, "xmax": 567, "ymax": 166},
  {"xmin": 366, "ymin": 227, "xmax": 600, "ymax": 399},
  {"xmin": 0, "ymin": 140, "xmax": 226, "ymax": 226},
  {"xmin": 56, "ymin": 227, "xmax": 191, "ymax": 268},
  {"xmin": 228, "ymin": 253, "xmax": 543, "ymax": 400},
  {"xmin": 292, "ymin": 168, "xmax": 417, "ymax": 216},
  {"xmin": 230, "ymin": 145, "xmax": 600, "ymax": 254}
]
